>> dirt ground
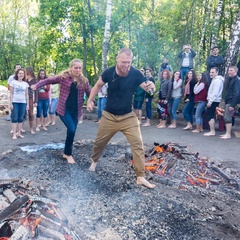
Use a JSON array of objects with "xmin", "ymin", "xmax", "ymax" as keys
[{"xmin": 1, "ymin": 112, "xmax": 240, "ymax": 239}]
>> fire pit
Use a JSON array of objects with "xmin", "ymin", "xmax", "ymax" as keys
[{"xmin": 0, "ymin": 140, "xmax": 240, "ymax": 239}]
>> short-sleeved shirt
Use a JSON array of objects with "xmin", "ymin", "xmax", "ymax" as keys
[
  {"xmin": 10, "ymin": 80, "xmax": 29, "ymax": 103},
  {"xmin": 101, "ymin": 66, "xmax": 145, "ymax": 115}
]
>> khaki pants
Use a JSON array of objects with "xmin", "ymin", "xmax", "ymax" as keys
[{"xmin": 92, "ymin": 110, "xmax": 145, "ymax": 177}]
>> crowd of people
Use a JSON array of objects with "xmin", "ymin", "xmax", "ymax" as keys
[{"xmin": 134, "ymin": 45, "xmax": 240, "ymax": 140}]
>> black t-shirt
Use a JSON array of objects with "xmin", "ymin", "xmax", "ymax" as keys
[
  {"xmin": 66, "ymin": 82, "xmax": 78, "ymax": 114},
  {"xmin": 101, "ymin": 66, "xmax": 145, "ymax": 115}
]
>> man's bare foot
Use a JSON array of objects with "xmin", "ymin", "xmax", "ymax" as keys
[
  {"xmin": 36, "ymin": 127, "xmax": 40, "ymax": 132},
  {"xmin": 30, "ymin": 130, "xmax": 35, "ymax": 134},
  {"xmin": 137, "ymin": 177, "xmax": 156, "ymax": 188},
  {"xmin": 21, "ymin": 129, "xmax": 26, "ymax": 133},
  {"xmin": 89, "ymin": 161, "xmax": 97, "ymax": 171},
  {"xmin": 42, "ymin": 127, "xmax": 48, "ymax": 131},
  {"xmin": 12, "ymin": 135, "xmax": 17, "ymax": 140},
  {"xmin": 63, "ymin": 154, "xmax": 75, "ymax": 164}
]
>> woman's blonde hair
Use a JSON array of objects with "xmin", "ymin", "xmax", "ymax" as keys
[{"xmin": 61, "ymin": 59, "xmax": 88, "ymax": 90}]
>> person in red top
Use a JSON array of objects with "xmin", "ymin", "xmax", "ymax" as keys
[
  {"xmin": 192, "ymin": 73, "xmax": 208, "ymax": 133},
  {"xmin": 35, "ymin": 69, "xmax": 50, "ymax": 131},
  {"xmin": 31, "ymin": 59, "xmax": 91, "ymax": 164}
]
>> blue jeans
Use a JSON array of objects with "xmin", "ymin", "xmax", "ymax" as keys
[
  {"xmin": 97, "ymin": 97, "xmax": 107, "ymax": 119},
  {"xmin": 49, "ymin": 97, "xmax": 58, "ymax": 115},
  {"xmin": 37, "ymin": 99, "xmax": 49, "ymax": 118},
  {"xmin": 180, "ymin": 67, "xmax": 190, "ymax": 83},
  {"xmin": 182, "ymin": 99, "xmax": 194, "ymax": 124},
  {"xmin": 195, "ymin": 101, "xmax": 206, "ymax": 125},
  {"xmin": 146, "ymin": 97, "xmax": 153, "ymax": 119},
  {"xmin": 59, "ymin": 110, "xmax": 78, "ymax": 155},
  {"xmin": 168, "ymin": 97, "xmax": 181, "ymax": 121},
  {"xmin": 11, "ymin": 103, "xmax": 26, "ymax": 123}
]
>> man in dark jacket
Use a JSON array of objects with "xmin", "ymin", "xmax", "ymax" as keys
[
  {"xmin": 206, "ymin": 47, "xmax": 224, "ymax": 84},
  {"xmin": 220, "ymin": 66, "xmax": 240, "ymax": 139}
]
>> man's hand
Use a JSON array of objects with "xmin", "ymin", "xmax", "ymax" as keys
[
  {"xmin": 87, "ymin": 100, "xmax": 95, "ymax": 112},
  {"xmin": 207, "ymin": 103, "xmax": 211, "ymax": 108},
  {"xmin": 229, "ymin": 106, "xmax": 234, "ymax": 111}
]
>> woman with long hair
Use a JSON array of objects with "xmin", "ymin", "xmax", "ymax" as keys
[
  {"xmin": 9, "ymin": 69, "xmax": 29, "ymax": 139},
  {"xmin": 168, "ymin": 71, "xmax": 183, "ymax": 128},
  {"xmin": 156, "ymin": 69, "xmax": 172, "ymax": 128},
  {"xmin": 182, "ymin": 70, "xmax": 198, "ymax": 130},
  {"xmin": 31, "ymin": 59, "xmax": 91, "ymax": 164},
  {"xmin": 25, "ymin": 66, "xmax": 37, "ymax": 134},
  {"xmin": 192, "ymin": 73, "xmax": 208, "ymax": 133}
]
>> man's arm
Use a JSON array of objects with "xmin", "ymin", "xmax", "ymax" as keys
[
  {"xmin": 87, "ymin": 77, "xmax": 105, "ymax": 112},
  {"xmin": 139, "ymin": 80, "xmax": 156, "ymax": 94}
]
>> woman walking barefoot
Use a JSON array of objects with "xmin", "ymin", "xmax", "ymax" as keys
[
  {"xmin": 31, "ymin": 59, "xmax": 91, "ymax": 164},
  {"xmin": 9, "ymin": 69, "xmax": 29, "ymax": 139}
]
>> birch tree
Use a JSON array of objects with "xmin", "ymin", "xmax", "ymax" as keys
[
  {"xmin": 210, "ymin": 0, "xmax": 223, "ymax": 49},
  {"xmin": 102, "ymin": 0, "xmax": 112, "ymax": 71},
  {"xmin": 223, "ymin": 9, "xmax": 240, "ymax": 75}
]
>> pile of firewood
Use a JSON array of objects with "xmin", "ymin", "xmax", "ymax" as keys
[{"xmin": 0, "ymin": 178, "xmax": 80, "ymax": 239}]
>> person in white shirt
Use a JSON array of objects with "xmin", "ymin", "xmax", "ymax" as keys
[{"xmin": 9, "ymin": 69, "xmax": 29, "ymax": 139}]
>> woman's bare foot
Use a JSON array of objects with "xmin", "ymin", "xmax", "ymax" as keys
[
  {"xmin": 17, "ymin": 133, "xmax": 24, "ymax": 138},
  {"xmin": 89, "ymin": 161, "xmax": 97, "ymax": 171},
  {"xmin": 63, "ymin": 154, "xmax": 75, "ymax": 164},
  {"xmin": 36, "ymin": 127, "xmax": 40, "ymax": 132},
  {"xmin": 12, "ymin": 135, "xmax": 17, "ymax": 140},
  {"xmin": 30, "ymin": 130, "xmax": 35, "ymax": 134},
  {"xmin": 136, "ymin": 177, "xmax": 156, "ymax": 188},
  {"xmin": 42, "ymin": 127, "xmax": 48, "ymax": 131}
]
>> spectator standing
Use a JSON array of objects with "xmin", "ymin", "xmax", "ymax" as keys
[
  {"xmin": 32, "ymin": 59, "xmax": 91, "ymax": 164},
  {"xmin": 133, "ymin": 68, "xmax": 146, "ymax": 124},
  {"xmin": 182, "ymin": 70, "xmax": 198, "ymax": 130},
  {"xmin": 36, "ymin": 69, "xmax": 50, "ymax": 131},
  {"xmin": 6, "ymin": 64, "xmax": 22, "ymax": 121},
  {"xmin": 9, "ymin": 69, "xmax": 29, "ymax": 139},
  {"xmin": 178, "ymin": 44, "xmax": 196, "ymax": 82},
  {"xmin": 219, "ymin": 66, "xmax": 240, "ymax": 139},
  {"xmin": 168, "ymin": 71, "xmax": 183, "ymax": 128},
  {"xmin": 158, "ymin": 58, "xmax": 173, "ymax": 80},
  {"xmin": 206, "ymin": 46, "xmax": 224, "ymax": 84},
  {"xmin": 192, "ymin": 73, "xmax": 208, "ymax": 133},
  {"xmin": 156, "ymin": 69, "xmax": 172, "ymax": 128},
  {"xmin": 142, "ymin": 69, "xmax": 155, "ymax": 127},
  {"xmin": 203, "ymin": 67, "xmax": 224, "ymax": 136},
  {"xmin": 25, "ymin": 66, "xmax": 37, "ymax": 134},
  {"xmin": 48, "ymin": 73, "xmax": 59, "ymax": 126},
  {"xmin": 87, "ymin": 47, "xmax": 156, "ymax": 188},
  {"xmin": 96, "ymin": 84, "xmax": 108, "ymax": 124}
]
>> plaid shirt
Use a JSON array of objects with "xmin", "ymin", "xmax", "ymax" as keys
[{"xmin": 36, "ymin": 75, "xmax": 91, "ymax": 119}]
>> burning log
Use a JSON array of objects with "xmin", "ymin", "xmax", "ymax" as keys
[
  {"xmin": 38, "ymin": 225, "xmax": 66, "ymax": 240},
  {"xmin": 0, "ymin": 195, "xmax": 29, "ymax": 222},
  {"xmin": 10, "ymin": 225, "xmax": 30, "ymax": 240},
  {"xmin": 3, "ymin": 189, "xmax": 17, "ymax": 203},
  {"xmin": 211, "ymin": 166, "xmax": 239, "ymax": 189}
]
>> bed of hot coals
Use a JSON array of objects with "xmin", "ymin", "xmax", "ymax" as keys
[{"xmin": 0, "ymin": 140, "xmax": 240, "ymax": 240}]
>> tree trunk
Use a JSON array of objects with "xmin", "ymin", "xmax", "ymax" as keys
[
  {"xmin": 210, "ymin": 0, "xmax": 223, "ymax": 49},
  {"xmin": 102, "ymin": 0, "xmax": 112, "ymax": 71},
  {"xmin": 86, "ymin": 0, "xmax": 97, "ymax": 79},
  {"xmin": 223, "ymin": 10, "xmax": 240, "ymax": 76}
]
